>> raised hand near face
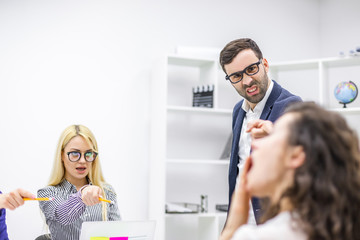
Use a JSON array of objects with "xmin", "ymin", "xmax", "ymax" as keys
[{"xmin": 220, "ymin": 156, "xmax": 252, "ymax": 240}]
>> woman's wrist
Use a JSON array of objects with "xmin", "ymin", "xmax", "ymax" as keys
[
  {"xmin": 78, "ymin": 185, "xmax": 89, "ymax": 200},
  {"xmin": 220, "ymin": 228, "xmax": 236, "ymax": 240}
]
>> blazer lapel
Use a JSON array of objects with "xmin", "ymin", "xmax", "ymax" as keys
[
  {"xmin": 260, "ymin": 80, "xmax": 281, "ymax": 120},
  {"xmin": 230, "ymin": 106, "xmax": 246, "ymax": 170},
  {"xmin": 228, "ymin": 105, "xmax": 246, "ymax": 202}
]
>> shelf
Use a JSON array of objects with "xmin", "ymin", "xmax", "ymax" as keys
[
  {"xmin": 329, "ymin": 107, "xmax": 360, "ymax": 114},
  {"xmin": 168, "ymin": 55, "xmax": 216, "ymax": 67},
  {"xmin": 167, "ymin": 105, "xmax": 232, "ymax": 115},
  {"xmin": 165, "ymin": 212, "xmax": 227, "ymax": 218},
  {"xmin": 322, "ymin": 56, "xmax": 360, "ymax": 68},
  {"xmin": 270, "ymin": 59, "xmax": 319, "ymax": 71},
  {"xmin": 270, "ymin": 55, "xmax": 360, "ymax": 70},
  {"xmin": 167, "ymin": 159, "xmax": 230, "ymax": 165}
]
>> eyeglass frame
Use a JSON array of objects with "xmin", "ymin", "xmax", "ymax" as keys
[
  {"xmin": 225, "ymin": 59, "xmax": 263, "ymax": 84},
  {"xmin": 66, "ymin": 151, "xmax": 98, "ymax": 162}
]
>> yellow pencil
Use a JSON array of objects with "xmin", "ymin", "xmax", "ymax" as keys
[
  {"xmin": 99, "ymin": 197, "xmax": 113, "ymax": 204},
  {"xmin": 23, "ymin": 197, "xmax": 54, "ymax": 201}
]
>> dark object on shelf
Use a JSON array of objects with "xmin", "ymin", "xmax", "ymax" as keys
[
  {"xmin": 193, "ymin": 85, "xmax": 214, "ymax": 108},
  {"xmin": 200, "ymin": 195, "xmax": 208, "ymax": 213},
  {"xmin": 219, "ymin": 132, "xmax": 232, "ymax": 160},
  {"xmin": 165, "ymin": 202, "xmax": 200, "ymax": 214},
  {"xmin": 216, "ymin": 204, "xmax": 228, "ymax": 212}
]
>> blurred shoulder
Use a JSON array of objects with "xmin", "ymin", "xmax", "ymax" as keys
[
  {"xmin": 232, "ymin": 212, "xmax": 306, "ymax": 240},
  {"xmin": 37, "ymin": 185, "xmax": 58, "ymax": 196},
  {"xmin": 103, "ymin": 183, "xmax": 117, "ymax": 195}
]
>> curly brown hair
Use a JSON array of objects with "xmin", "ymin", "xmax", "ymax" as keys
[{"xmin": 262, "ymin": 102, "xmax": 360, "ymax": 240}]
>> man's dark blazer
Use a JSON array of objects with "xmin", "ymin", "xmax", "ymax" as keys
[{"xmin": 228, "ymin": 80, "xmax": 302, "ymax": 223}]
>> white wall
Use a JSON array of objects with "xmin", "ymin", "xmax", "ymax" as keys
[
  {"xmin": 317, "ymin": 0, "xmax": 360, "ymax": 137},
  {"xmin": 159, "ymin": 0, "xmax": 321, "ymax": 61},
  {"xmin": 0, "ymin": 0, "xmax": 322, "ymax": 239},
  {"xmin": 319, "ymin": 0, "xmax": 360, "ymax": 57}
]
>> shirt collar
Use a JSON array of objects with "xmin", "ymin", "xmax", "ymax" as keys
[
  {"xmin": 242, "ymin": 80, "xmax": 274, "ymax": 114},
  {"xmin": 60, "ymin": 178, "xmax": 92, "ymax": 192},
  {"xmin": 60, "ymin": 179, "xmax": 77, "ymax": 192}
]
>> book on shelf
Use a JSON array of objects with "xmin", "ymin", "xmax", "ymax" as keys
[{"xmin": 219, "ymin": 132, "xmax": 232, "ymax": 160}]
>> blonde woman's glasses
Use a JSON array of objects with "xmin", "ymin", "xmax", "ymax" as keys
[{"xmin": 67, "ymin": 151, "xmax": 98, "ymax": 162}]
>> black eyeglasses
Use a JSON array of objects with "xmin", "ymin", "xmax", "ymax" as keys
[
  {"xmin": 225, "ymin": 59, "xmax": 262, "ymax": 84},
  {"xmin": 67, "ymin": 151, "xmax": 98, "ymax": 162}
]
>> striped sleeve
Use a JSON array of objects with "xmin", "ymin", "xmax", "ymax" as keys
[
  {"xmin": 104, "ymin": 184, "xmax": 121, "ymax": 221},
  {"xmin": 38, "ymin": 186, "xmax": 86, "ymax": 225}
]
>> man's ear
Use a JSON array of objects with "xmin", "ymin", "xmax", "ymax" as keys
[
  {"xmin": 262, "ymin": 58, "xmax": 269, "ymax": 73},
  {"xmin": 288, "ymin": 146, "xmax": 305, "ymax": 169}
]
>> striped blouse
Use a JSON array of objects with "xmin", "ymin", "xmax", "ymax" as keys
[{"xmin": 38, "ymin": 180, "xmax": 121, "ymax": 240}]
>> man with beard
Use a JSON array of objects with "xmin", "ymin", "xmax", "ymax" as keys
[{"xmin": 219, "ymin": 38, "xmax": 302, "ymax": 225}]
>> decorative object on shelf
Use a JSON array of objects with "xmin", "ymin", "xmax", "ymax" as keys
[
  {"xmin": 219, "ymin": 133, "xmax": 232, "ymax": 160},
  {"xmin": 334, "ymin": 81, "xmax": 358, "ymax": 108},
  {"xmin": 215, "ymin": 204, "xmax": 228, "ymax": 212},
  {"xmin": 348, "ymin": 47, "xmax": 360, "ymax": 56},
  {"xmin": 339, "ymin": 47, "xmax": 360, "ymax": 57},
  {"xmin": 192, "ymin": 85, "xmax": 214, "ymax": 108},
  {"xmin": 165, "ymin": 202, "xmax": 200, "ymax": 214},
  {"xmin": 200, "ymin": 195, "xmax": 208, "ymax": 213}
]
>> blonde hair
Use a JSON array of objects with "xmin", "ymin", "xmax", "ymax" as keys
[{"xmin": 48, "ymin": 124, "xmax": 108, "ymax": 220}]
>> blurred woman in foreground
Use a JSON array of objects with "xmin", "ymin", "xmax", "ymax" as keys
[{"xmin": 221, "ymin": 102, "xmax": 360, "ymax": 240}]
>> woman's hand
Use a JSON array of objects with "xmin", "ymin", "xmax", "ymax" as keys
[
  {"xmin": 81, "ymin": 186, "xmax": 102, "ymax": 206},
  {"xmin": 220, "ymin": 156, "xmax": 252, "ymax": 240}
]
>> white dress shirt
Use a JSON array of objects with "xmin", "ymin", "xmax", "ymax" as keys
[
  {"xmin": 231, "ymin": 211, "xmax": 307, "ymax": 240},
  {"xmin": 237, "ymin": 80, "xmax": 274, "ymax": 225}
]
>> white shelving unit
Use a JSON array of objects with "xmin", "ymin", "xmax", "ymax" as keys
[
  {"xmin": 270, "ymin": 56, "xmax": 360, "ymax": 108},
  {"xmin": 270, "ymin": 55, "xmax": 360, "ymax": 135},
  {"xmin": 149, "ymin": 53, "xmax": 360, "ymax": 240},
  {"xmin": 149, "ymin": 54, "xmax": 235, "ymax": 240}
]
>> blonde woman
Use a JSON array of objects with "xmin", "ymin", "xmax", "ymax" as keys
[{"xmin": 38, "ymin": 125, "xmax": 121, "ymax": 240}]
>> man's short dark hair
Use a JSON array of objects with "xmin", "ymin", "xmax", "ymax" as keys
[{"xmin": 219, "ymin": 38, "xmax": 263, "ymax": 74}]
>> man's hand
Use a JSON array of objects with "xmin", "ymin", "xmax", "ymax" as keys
[
  {"xmin": 81, "ymin": 186, "xmax": 102, "ymax": 206},
  {"xmin": 0, "ymin": 188, "xmax": 35, "ymax": 210},
  {"xmin": 246, "ymin": 119, "xmax": 273, "ymax": 139},
  {"xmin": 220, "ymin": 157, "xmax": 252, "ymax": 240}
]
